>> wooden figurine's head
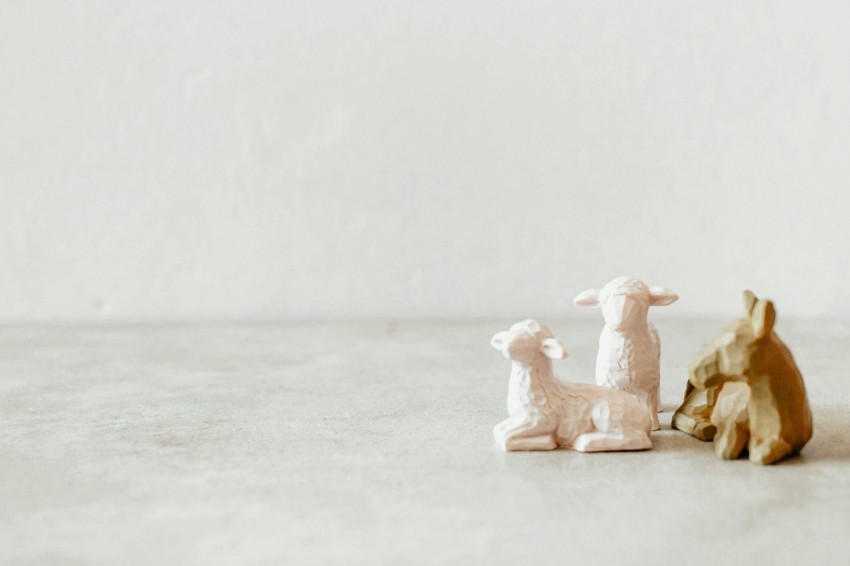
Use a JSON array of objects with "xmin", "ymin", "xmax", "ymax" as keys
[
  {"xmin": 574, "ymin": 276, "xmax": 678, "ymax": 332},
  {"xmin": 491, "ymin": 319, "xmax": 567, "ymax": 366},
  {"xmin": 689, "ymin": 290, "xmax": 777, "ymax": 389}
]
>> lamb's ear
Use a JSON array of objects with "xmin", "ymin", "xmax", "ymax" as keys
[
  {"xmin": 743, "ymin": 290, "xmax": 758, "ymax": 315},
  {"xmin": 574, "ymin": 288, "xmax": 600, "ymax": 307},
  {"xmin": 751, "ymin": 299, "xmax": 776, "ymax": 340},
  {"xmin": 491, "ymin": 331, "xmax": 509, "ymax": 350},
  {"xmin": 541, "ymin": 338, "xmax": 567, "ymax": 359},
  {"xmin": 649, "ymin": 286, "xmax": 678, "ymax": 306}
]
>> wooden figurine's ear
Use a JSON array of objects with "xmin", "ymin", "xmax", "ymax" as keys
[
  {"xmin": 491, "ymin": 331, "xmax": 509, "ymax": 350},
  {"xmin": 751, "ymin": 299, "xmax": 776, "ymax": 340},
  {"xmin": 743, "ymin": 290, "xmax": 758, "ymax": 315},
  {"xmin": 648, "ymin": 286, "xmax": 678, "ymax": 306},
  {"xmin": 574, "ymin": 289, "xmax": 600, "ymax": 307},
  {"xmin": 541, "ymin": 338, "xmax": 568, "ymax": 359}
]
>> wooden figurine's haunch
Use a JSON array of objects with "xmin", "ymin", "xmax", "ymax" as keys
[
  {"xmin": 574, "ymin": 277, "xmax": 678, "ymax": 430},
  {"xmin": 672, "ymin": 291, "xmax": 813, "ymax": 465},
  {"xmin": 492, "ymin": 319, "xmax": 652, "ymax": 452}
]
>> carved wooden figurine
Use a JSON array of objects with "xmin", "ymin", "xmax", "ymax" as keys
[
  {"xmin": 492, "ymin": 319, "xmax": 652, "ymax": 452},
  {"xmin": 574, "ymin": 277, "xmax": 678, "ymax": 430},
  {"xmin": 672, "ymin": 291, "xmax": 813, "ymax": 464}
]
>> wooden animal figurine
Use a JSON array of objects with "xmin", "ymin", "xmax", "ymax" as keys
[
  {"xmin": 672, "ymin": 290, "xmax": 813, "ymax": 465},
  {"xmin": 492, "ymin": 319, "xmax": 652, "ymax": 452},
  {"xmin": 574, "ymin": 276, "xmax": 678, "ymax": 430}
]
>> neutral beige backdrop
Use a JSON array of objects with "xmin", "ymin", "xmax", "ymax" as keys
[{"xmin": 2, "ymin": 1, "xmax": 849, "ymax": 321}]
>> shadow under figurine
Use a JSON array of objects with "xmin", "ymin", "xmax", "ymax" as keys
[
  {"xmin": 672, "ymin": 290, "xmax": 813, "ymax": 465},
  {"xmin": 492, "ymin": 319, "xmax": 652, "ymax": 452}
]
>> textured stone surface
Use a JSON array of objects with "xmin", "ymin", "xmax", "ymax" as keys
[{"xmin": 1, "ymin": 319, "xmax": 849, "ymax": 565}]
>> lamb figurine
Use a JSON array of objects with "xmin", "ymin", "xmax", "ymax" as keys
[
  {"xmin": 574, "ymin": 277, "xmax": 678, "ymax": 431},
  {"xmin": 492, "ymin": 319, "xmax": 652, "ymax": 452}
]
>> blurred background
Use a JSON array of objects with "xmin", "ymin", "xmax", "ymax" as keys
[{"xmin": 2, "ymin": 1, "xmax": 848, "ymax": 322}]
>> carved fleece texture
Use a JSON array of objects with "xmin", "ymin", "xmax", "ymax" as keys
[
  {"xmin": 492, "ymin": 319, "xmax": 652, "ymax": 453},
  {"xmin": 575, "ymin": 277, "xmax": 678, "ymax": 431}
]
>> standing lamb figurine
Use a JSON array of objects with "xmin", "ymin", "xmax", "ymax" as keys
[
  {"xmin": 492, "ymin": 319, "xmax": 652, "ymax": 452},
  {"xmin": 574, "ymin": 277, "xmax": 678, "ymax": 431}
]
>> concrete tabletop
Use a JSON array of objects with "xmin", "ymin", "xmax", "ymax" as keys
[{"xmin": 2, "ymin": 319, "xmax": 848, "ymax": 565}]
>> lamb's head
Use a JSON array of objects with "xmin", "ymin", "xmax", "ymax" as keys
[
  {"xmin": 491, "ymin": 319, "xmax": 567, "ymax": 366},
  {"xmin": 574, "ymin": 276, "xmax": 678, "ymax": 331},
  {"xmin": 689, "ymin": 290, "xmax": 777, "ymax": 390}
]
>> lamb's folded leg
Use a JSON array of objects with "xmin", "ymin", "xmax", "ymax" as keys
[
  {"xmin": 572, "ymin": 432, "xmax": 652, "ymax": 452},
  {"xmin": 619, "ymin": 382, "xmax": 660, "ymax": 431},
  {"xmin": 494, "ymin": 416, "xmax": 557, "ymax": 451}
]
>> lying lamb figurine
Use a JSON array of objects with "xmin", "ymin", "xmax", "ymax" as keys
[
  {"xmin": 574, "ymin": 276, "xmax": 678, "ymax": 430},
  {"xmin": 492, "ymin": 319, "xmax": 652, "ymax": 452}
]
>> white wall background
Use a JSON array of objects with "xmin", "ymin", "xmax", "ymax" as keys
[{"xmin": 2, "ymin": 1, "xmax": 849, "ymax": 322}]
